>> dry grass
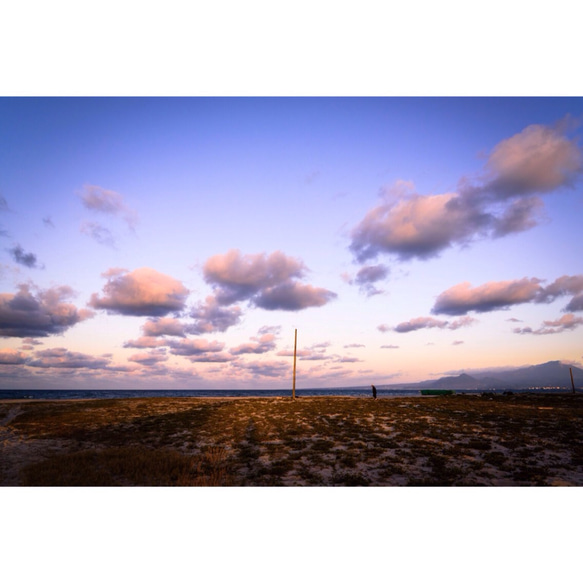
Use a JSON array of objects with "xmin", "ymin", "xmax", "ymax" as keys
[{"xmin": 2, "ymin": 393, "xmax": 583, "ymax": 486}]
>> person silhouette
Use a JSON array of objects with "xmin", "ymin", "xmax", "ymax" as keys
[{"xmin": 371, "ymin": 384, "xmax": 377, "ymax": 399}]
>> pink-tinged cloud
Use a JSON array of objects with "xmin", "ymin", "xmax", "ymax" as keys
[
  {"xmin": 481, "ymin": 123, "xmax": 582, "ymax": 199},
  {"xmin": 0, "ymin": 284, "xmax": 93, "ymax": 337},
  {"xmin": 142, "ymin": 317, "xmax": 186, "ymax": 337},
  {"xmin": 123, "ymin": 337, "xmax": 168, "ymax": 349},
  {"xmin": 203, "ymin": 249, "xmax": 336, "ymax": 311},
  {"xmin": 89, "ymin": 267, "xmax": 189, "ymax": 317},
  {"xmin": 434, "ymin": 274, "xmax": 583, "ymax": 316},
  {"xmin": 79, "ymin": 184, "xmax": 139, "ymax": 229},
  {"xmin": 230, "ymin": 332, "xmax": 277, "ymax": 355},
  {"xmin": 189, "ymin": 296, "xmax": 242, "ymax": 334},
  {"xmin": 513, "ymin": 313, "xmax": 583, "ymax": 335},
  {"xmin": 0, "ymin": 348, "xmax": 29, "ymax": 365},
  {"xmin": 232, "ymin": 359, "xmax": 290, "ymax": 378},
  {"xmin": 433, "ymin": 278, "xmax": 543, "ymax": 316},
  {"xmin": 349, "ymin": 123, "xmax": 583, "ymax": 262},
  {"xmin": 128, "ymin": 350, "xmax": 169, "ymax": 366},
  {"xmin": 350, "ymin": 192, "xmax": 478, "ymax": 261},
  {"xmin": 277, "ymin": 341, "xmax": 331, "ymax": 361},
  {"xmin": 393, "ymin": 315, "xmax": 477, "ymax": 333},
  {"xmin": 167, "ymin": 338, "xmax": 225, "ymax": 357},
  {"xmin": 28, "ymin": 348, "xmax": 111, "ymax": 369},
  {"xmin": 381, "ymin": 344, "xmax": 400, "ymax": 349}
]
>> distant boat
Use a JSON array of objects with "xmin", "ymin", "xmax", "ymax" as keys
[{"xmin": 420, "ymin": 389, "xmax": 455, "ymax": 396}]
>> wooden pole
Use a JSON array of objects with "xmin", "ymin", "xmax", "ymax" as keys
[
  {"xmin": 292, "ymin": 328, "xmax": 297, "ymax": 399},
  {"xmin": 570, "ymin": 367, "xmax": 575, "ymax": 393}
]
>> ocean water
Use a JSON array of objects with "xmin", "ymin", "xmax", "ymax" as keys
[
  {"xmin": 0, "ymin": 387, "xmax": 420, "ymax": 400},
  {"xmin": 0, "ymin": 386, "xmax": 567, "ymax": 401}
]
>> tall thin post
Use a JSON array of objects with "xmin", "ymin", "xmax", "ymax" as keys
[
  {"xmin": 570, "ymin": 368, "xmax": 575, "ymax": 393},
  {"xmin": 292, "ymin": 328, "xmax": 297, "ymax": 399}
]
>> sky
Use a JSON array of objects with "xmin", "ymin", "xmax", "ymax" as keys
[{"xmin": 1, "ymin": 97, "xmax": 582, "ymax": 390}]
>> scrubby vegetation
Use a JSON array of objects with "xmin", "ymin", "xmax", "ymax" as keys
[{"xmin": 2, "ymin": 394, "xmax": 583, "ymax": 486}]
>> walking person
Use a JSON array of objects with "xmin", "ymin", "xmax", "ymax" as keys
[{"xmin": 371, "ymin": 384, "xmax": 377, "ymax": 399}]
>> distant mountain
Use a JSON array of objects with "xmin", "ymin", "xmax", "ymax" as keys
[
  {"xmin": 406, "ymin": 361, "xmax": 583, "ymax": 390},
  {"xmin": 478, "ymin": 361, "xmax": 583, "ymax": 388}
]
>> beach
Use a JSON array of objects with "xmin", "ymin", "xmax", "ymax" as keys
[{"xmin": 2, "ymin": 393, "xmax": 582, "ymax": 486}]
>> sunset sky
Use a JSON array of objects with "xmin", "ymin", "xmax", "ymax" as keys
[{"xmin": 1, "ymin": 97, "xmax": 582, "ymax": 389}]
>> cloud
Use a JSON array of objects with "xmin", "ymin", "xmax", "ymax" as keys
[
  {"xmin": 231, "ymin": 359, "xmax": 290, "ymax": 378},
  {"xmin": 277, "ymin": 342, "xmax": 332, "ymax": 361},
  {"xmin": 254, "ymin": 281, "xmax": 337, "ymax": 311},
  {"xmin": 123, "ymin": 337, "xmax": 168, "ymax": 349},
  {"xmin": 28, "ymin": 348, "xmax": 111, "ymax": 369},
  {"xmin": 79, "ymin": 184, "xmax": 138, "ymax": 229},
  {"xmin": 393, "ymin": 315, "xmax": 477, "ymax": 333},
  {"xmin": 8, "ymin": 244, "xmax": 42, "ymax": 269},
  {"xmin": 381, "ymin": 344, "xmax": 400, "ymax": 349},
  {"xmin": 189, "ymin": 296, "xmax": 242, "ymax": 334},
  {"xmin": 80, "ymin": 221, "xmax": 117, "ymax": 248},
  {"xmin": 349, "ymin": 122, "xmax": 583, "ymax": 262},
  {"xmin": 89, "ymin": 267, "xmax": 189, "ymax": 317},
  {"xmin": 142, "ymin": 317, "xmax": 186, "ymax": 337},
  {"xmin": 477, "ymin": 122, "xmax": 582, "ymax": 200},
  {"xmin": 344, "ymin": 343, "xmax": 365, "ymax": 348},
  {"xmin": 230, "ymin": 331, "xmax": 277, "ymax": 355},
  {"xmin": 346, "ymin": 264, "xmax": 390, "ymax": 296},
  {"xmin": 43, "ymin": 216, "xmax": 55, "ymax": 228},
  {"xmin": 0, "ymin": 348, "xmax": 29, "ymax": 365},
  {"xmin": 203, "ymin": 250, "xmax": 336, "ymax": 311},
  {"xmin": 433, "ymin": 275, "xmax": 583, "ymax": 316},
  {"xmin": 127, "ymin": 350, "xmax": 169, "ymax": 367},
  {"xmin": 513, "ymin": 314, "xmax": 583, "ymax": 335},
  {"xmin": 0, "ymin": 284, "xmax": 93, "ymax": 337},
  {"xmin": 536, "ymin": 275, "xmax": 583, "ymax": 307},
  {"xmin": 167, "ymin": 338, "xmax": 228, "ymax": 362}
]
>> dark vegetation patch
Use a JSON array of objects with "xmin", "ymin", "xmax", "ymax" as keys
[{"xmin": 2, "ymin": 394, "xmax": 583, "ymax": 486}]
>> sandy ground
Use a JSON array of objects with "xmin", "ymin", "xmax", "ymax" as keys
[{"xmin": 2, "ymin": 394, "xmax": 583, "ymax": 486}]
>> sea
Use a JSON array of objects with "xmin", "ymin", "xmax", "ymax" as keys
[{"xmin": 0, "ymin": 386, "xmax": 573, "ymax": 401}]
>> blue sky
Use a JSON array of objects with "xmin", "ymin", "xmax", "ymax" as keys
[{"xmin": 1, "ymin": 97, "xmax": 582, "ymax": 389}]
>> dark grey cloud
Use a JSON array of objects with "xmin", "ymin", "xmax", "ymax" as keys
[
  {"xmin": 89, "ymin": 267, "xmax": 189, "ymax": 317},
  {"xmin": 349, "ymin": 123, "xmax": 583, "ymax": 263},
  {"xmin": 203, "ymin": 250, "xmax": 336, "ymax": 312},
  {"xmin": 254, "ymin": 282, "xmax": 337, "ymax": 311},
  {"xmin": 9, "ymin": 244, "xmax": 42, "ymax": 269},
  {"xmin": 346, "ymin": 264, "xmax": 390, "ymax": 296},
  {"xmin": 0, "ymin": 284, "xmax": 93, "ymax": 337}
]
